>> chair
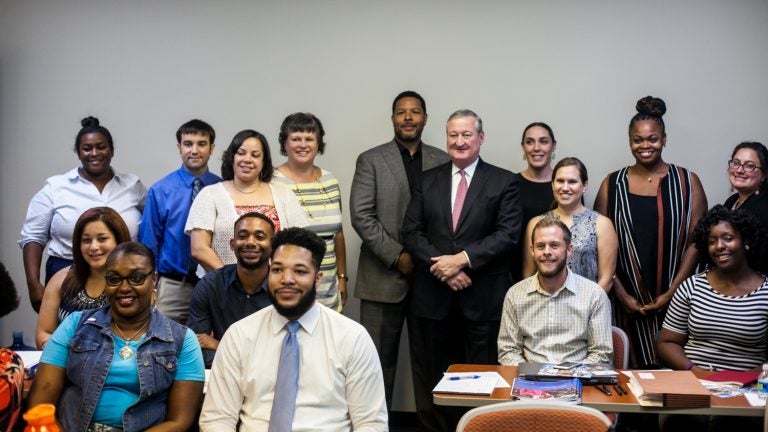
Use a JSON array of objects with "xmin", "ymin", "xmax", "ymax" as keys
[
  {"xmin": 611, "ymin": 326, "xmax": 629, "ymax": 369},
  {"xmin": 456, "ymin": 401, "xmax": 612, "ymax": 432},
  {"xmin": 606, "ymin": 326, "xmax": 630, "ymax": 427}
]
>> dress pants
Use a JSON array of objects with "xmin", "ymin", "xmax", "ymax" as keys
[
  {"xmin": 410, "ymin": 296, "xmax": 500, "ymax": 432},
  {"xmin": 360, "ymin": 295, "xmax": 412, "ymax": 410}
]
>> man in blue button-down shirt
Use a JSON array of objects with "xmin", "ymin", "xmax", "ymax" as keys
[{"xmin": 139, "ymin": 119, "xmax": 222, "ymax": 323}]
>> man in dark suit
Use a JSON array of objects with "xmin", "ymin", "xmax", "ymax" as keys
[
  {"xmin": 402, "ymin": 109, "xmax": 521, "ymax": 432},
  {"xmin": 350, "ymin": 91, "xmax": 449, "ymax": 411}
]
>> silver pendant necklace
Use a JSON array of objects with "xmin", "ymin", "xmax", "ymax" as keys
[{"xmin": 113, "ymin": 320, "xmax": 148, "ymax": 359}]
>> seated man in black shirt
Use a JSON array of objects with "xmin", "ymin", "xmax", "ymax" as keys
[{"xmin": 187, "ymin": 212, "xmax": 273, "ymax": 367}]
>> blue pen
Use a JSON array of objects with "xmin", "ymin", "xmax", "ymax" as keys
[{"xmin": 448, "ymin": 375, "xmax": 481, "ymax": 381}]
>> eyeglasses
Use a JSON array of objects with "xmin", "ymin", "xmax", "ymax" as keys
[
  {"xmin": 728, "ymin": 159, "xmax": 762, "ymax": 173},
  {"xmin": 105, "ymin": 271, "xmax": 153, "ymax": 287}
]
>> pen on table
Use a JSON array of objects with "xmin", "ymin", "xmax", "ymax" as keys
[
  {"xmin": 596, "ymin": 385, "xmax": 612, "ymax": 396},
  {"xmin": 448, "ymin": 375, "xmax": 481, "ymax": 381},
  {"xmin": 615, "ymin": 384, "xmax": 627, "ymax": 395},
  {"xmin": 613, "ymin": 384, "xmax": 625, "ymax": 396}
]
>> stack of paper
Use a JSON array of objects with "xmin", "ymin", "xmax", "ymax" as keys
[
  {"xmin": 432, "ymin": 372, "xmax": 509, "ymax": 396},
  {"xmin": 510, "ymin": 378, "xmax": 582, "ymax": 404},
  {"xmin": 627, "ymin": 370, "xmax": 711, "ymax": 408}
]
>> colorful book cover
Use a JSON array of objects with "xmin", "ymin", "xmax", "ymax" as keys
[{"xmin": 511, "ymin": 378, "xmax": 582, "ymax": 403}]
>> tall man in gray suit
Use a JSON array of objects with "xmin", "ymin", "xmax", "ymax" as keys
[{"xmin": 350, "ymin": 91, "xmax": 450, "ymax": 411}]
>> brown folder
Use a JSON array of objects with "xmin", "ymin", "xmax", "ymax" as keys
[{"xmin": 631, "ymin": 370, "xmax": 711, "ymax": 408}]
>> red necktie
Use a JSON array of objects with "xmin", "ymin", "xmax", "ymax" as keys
[{"xmin": 452, "ymin": 169, "xmax": 467, "ymax": 231}]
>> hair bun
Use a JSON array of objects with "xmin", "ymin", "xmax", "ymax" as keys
[
  {"xmin": 635, "ymin": 96, "xmax": 666, "ymax": 118},
  {"xmin": 80, "ymin": 116, "xmax": 100, "ymax": 128}
]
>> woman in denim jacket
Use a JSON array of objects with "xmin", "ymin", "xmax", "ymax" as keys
[{"xmin": 28, "ymin": 242, "xmax": 205, "ymax": 432}]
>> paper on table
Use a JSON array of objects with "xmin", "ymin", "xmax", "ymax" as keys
[
  {"xmin": 433, "ymin": 372, "xmax": 509, "ymax": 395},
  {"xmin": 744, "ymin": 393, "xmax": 767, "ymax": 407}
]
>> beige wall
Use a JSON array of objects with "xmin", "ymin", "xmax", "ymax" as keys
[{"xmin": 2, "ymin": 0, "xmax": 767, "ymax": 410}]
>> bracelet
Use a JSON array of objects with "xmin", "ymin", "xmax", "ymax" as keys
[
  {"xmin": 337, "ymin": 273, "xmax": 349, "ymax": 282},
  {"xmin": 684, "ymin": 361, "xmax": 695, "ymax": 370}
]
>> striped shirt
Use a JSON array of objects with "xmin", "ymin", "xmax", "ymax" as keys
[
  {"xmin": 273, "ymin": 169, "xmax": 344, "ymax": 311},
  {"xmin": 498, "ymin": 270, "xmax": 613, "ymax": 366},
  {"xmin": 662, "ymin": 271, "xmax": 768, "ymax": 371}
]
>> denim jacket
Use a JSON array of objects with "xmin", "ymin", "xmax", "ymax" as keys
[{"xmin": 59, "ymin": 307, "xmax": 186, "ymax": 432}]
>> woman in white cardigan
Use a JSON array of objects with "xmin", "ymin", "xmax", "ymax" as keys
[{"xmin": 185, "ymin": 129, "xmax": 306, "ymax": 272}]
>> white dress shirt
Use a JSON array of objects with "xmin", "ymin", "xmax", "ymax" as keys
[
  {"xmin": 200, "ymin": 303, "xmax": 387, "ymax": 432},
  {"xmin": 450, "ymin": 159, "xmax": 478, "ymax": 209},
  {"xmin": 19, "ymin": 167, "xmax": 146, "ymax": 259}
]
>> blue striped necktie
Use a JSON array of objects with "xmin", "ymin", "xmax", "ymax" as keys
[{"xmin": 192, "ymin": 177, "xmax": 203, "ymax": 201}]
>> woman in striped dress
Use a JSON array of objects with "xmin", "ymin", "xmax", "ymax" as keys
[
  {"xmin": 594, "ymin": 96, "xmax": 707, "ymax": 368},
  {"xmin": 273, "ymin": 113, "xmax": 347, "ymax": 311}
]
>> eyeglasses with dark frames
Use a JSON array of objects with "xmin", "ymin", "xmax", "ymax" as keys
[
  {"xmin": 728, "ymin": 159, "xmax": 761, "ymax": 173},
  {"xmin": 105, "ymin": 271, "xmax": 153, "ymax": 287}
]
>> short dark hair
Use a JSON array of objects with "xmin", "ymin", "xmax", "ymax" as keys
[
  {"xmin": 234, "ymin": 211, "xmax": 275, "ymax": 234},
  {"xmin": 532, "ymin": 216, "xmax": 572, "ymax": 246},
  {"xmin": 176, "ymin": 119, "xmax": 216, "ymax": 144},
  {"xmin": 521, "ymin": 122, "xmax": 556, "ymax": 145},
  {"xmin": 221, "ymin": 129, "xmax": 273, "ymax": 182},
  {"xmin": 106, "ymin": 241, "xmax": 156, "ymax": 271},
  {"xmin": 629, "ymin": 96, "xmax": 666, "ymax": 136},
  {"xmin": 693, "ymin": 205, "xmax": 767, "ymax": 271},
  {"xmin": 278, "ymin": 113, "xmax": 326, "ymax": 156},
  {"xmin": 0, "ymin": 262, "xmax": 20, "ymax": 318},
  {"xmin": 392, "ymin": 90, "xmax": 427, "ymax": 115},
  {"xmin": 270, "ymin": 227, "xmax": 326, "ymax": 272},
  {"xmin": 75, "ymin": 116, "xmax": 114, "ymax": 153}
]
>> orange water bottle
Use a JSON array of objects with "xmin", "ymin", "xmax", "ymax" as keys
[{"xmin": 23, "ymin": 403, "xmax": 61, "ymax": 432}]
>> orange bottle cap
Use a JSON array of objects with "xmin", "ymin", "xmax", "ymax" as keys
[{"xmin": 23, "ymin": 403, "xmax": 57, "ymax": 425}]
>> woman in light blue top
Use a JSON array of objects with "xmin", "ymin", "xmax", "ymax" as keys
[{"xmin": 28, "ymin": 242, "xmax": 204, "ymax": 432}]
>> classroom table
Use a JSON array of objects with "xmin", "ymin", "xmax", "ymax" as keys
[{"xmin": 433, "ymin": 364, "xmax": 765, "ymax": 417}]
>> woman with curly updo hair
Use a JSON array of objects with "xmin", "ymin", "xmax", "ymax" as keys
[{"xmin": 594, "ymin": 96, "xmax": 708, "ymax": 368}]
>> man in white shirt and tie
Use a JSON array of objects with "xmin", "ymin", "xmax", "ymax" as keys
[{"xmin": 199, "ymin": 227, "xmax": 387, "ymax": 432}]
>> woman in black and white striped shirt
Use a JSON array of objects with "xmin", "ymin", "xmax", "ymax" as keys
[{"xmin": 657, "ymin": 205, "xmax": 768, "ymax": 371}]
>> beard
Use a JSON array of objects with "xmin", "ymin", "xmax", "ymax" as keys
[
  {"xmin": 536, "ymin": 257, "xmax": 568, "ymax": 279},
  {"xmin": 394, "ymin": 126, "xmax": 423, "ymax": 145},
  {"xmin": 270, "ymin": 283, "xmax": 317, "ymax": 319}
]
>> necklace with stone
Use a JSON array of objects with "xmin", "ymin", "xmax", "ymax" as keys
[{"xmin": 113, "ymin": 320, "xmax": 149, "ymax": 359}]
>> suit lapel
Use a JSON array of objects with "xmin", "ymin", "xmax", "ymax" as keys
[
  {"xmin": 382, "ymin": 141, "xmax": 410, "ymax": 196},
  {"xmin": 423, "ymin": 145, "xmax": 446, "ymax": 171},
  {"xmin": 456, "ymin": 159, "xmax": 488, "ymax": 232},
  {"xmin": 435, "ymin": 164, "xmax": 454, "ymax": 231}
]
